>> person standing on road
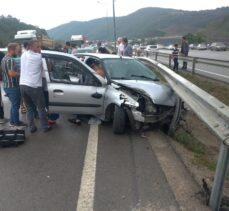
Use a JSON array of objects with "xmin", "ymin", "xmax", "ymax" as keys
[
  {"xmin": 64, "ymin": 41, "xmax": 72, "ymax": 54},
  {"xmin": 20, "ymin": 40, "xmax": 51, "ymax": 133},
  {"xmin": 71, "ymin": 43, "xmax": 78, "ymax": 55},
  {"xmin": 172, "ymin": 44, "xmax": 179, "ymax": 72},
  {"xmin": 97, "ymin": 41, "xmax": 110, "ymax": 54},
  {"xmin": 14, "ymin": 44, "xmax": 27, "ymax": 114},
  {"xmin": 122, "ymin": 37, "xmax": 133, "ymax": 57},
  {"xmin": 181, "ymin": 36, "xmax": 189, "ymax": 70},
  {"xmin": 1, "ymin": 43, "xmax": 25, "ymax": 127},
  {"xmin": 0, "ymin": 51, "xmax": 6, "ymax": 124},
  {"xmin": 117, "ymin": 37, "xmax": 124, "ymax": 56}
]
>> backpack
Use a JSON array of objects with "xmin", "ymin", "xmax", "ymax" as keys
[{"xmin": 0, "ymin": 129, "xmax": 25, "ymax": 147}]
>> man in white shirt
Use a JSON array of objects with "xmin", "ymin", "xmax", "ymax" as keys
[{"xmin": 20, "ymin": 40, "xmax": 51, "ymax": 133}]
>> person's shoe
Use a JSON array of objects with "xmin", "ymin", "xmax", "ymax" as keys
[
  {"xmin": 16, "ymin": 121, "xmax": 27, "ymax": 127},
  {"xmin": 48, "ymin": 120, "xmax": 56, "ymax": 125},
  {"xmin": 30, "ymin": 126, "xmax": 37, "ymax": 133},
  {"xmin": 68, "ymin": 118, "xmax": 81, "ymax": 125},
  {"xmin": 8, "ymin": 122, "xmax": 15, "ymax": 127},
  {"xmin": 43, "ymin": 126, "xmax": 52, "ymax": 133}
]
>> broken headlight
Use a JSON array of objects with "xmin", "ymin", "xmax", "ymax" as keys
[{"xmin": 137, "ymin": 96, "xmax": 157, "ymax": 114}]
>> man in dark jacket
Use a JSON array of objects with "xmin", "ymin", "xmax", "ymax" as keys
[
  {"xmin": 122, "ymin": 37, "xmax": 133, "ymax": 57},
  {"xmin": 181, "ymin": 36, "xmax": 189, "ymax": 70}
]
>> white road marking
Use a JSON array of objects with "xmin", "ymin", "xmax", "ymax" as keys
[
  {"xmin": 194, "ymin": 67, "xmax": 229, "ymax": 79},
  {"xmin": 155, "ymin": 56, "xmax": 229, "ymax": 81},
  {"xmin": 76, "ymin": 124, "xmax": 99, "ymax": 211}
]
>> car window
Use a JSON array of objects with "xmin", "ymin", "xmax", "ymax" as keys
[
  {"xmin": 45, "ymin": 56, "xmax": 100, "ymax": 86},
  {"xmin": 102, "ymin": 58, "xmax": 157, "ymax": 81}
]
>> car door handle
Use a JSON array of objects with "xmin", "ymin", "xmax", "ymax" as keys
[
  {"xmin": 53, "ymin": 89, "xmax": 63, "ymax": 93},
  {"xmin": 91, "ymin": 92, "xmax": 102, "ymax": 99},
  {"xmin": 53, "ymin": 90, "xmax": 64, "ymax": 95}
]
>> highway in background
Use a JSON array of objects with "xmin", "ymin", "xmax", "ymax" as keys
[{"xmin": 151, "ymin": 50, "xmax": 229, "ymax": 83}]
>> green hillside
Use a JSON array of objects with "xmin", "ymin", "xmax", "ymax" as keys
[
  {"xmin": 202, "ymin": 13, "xmax": 229, "ymax": 42},
  {"xmin": 1, "ymin": 7, "xmax": 229, "ymax": 47},
  {"xmin": 0, "ymin": 15, "xmax": 47, "ymax": 47},
  {"xmin": 47, "ymin": 7, "xmax": 229, "ymax": 43}
]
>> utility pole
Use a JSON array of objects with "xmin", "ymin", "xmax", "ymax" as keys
[{"xmin": 112, "ymin": 0, "xmax": 117, "ymax": 51}]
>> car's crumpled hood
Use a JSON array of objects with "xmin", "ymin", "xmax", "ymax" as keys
[{"xmin": 114, "ymin": 80, "xmax": 177, "ymax": 106}]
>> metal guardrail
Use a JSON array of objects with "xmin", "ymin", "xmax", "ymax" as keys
[
  {"xmin": 146, "ymin": 51, "xmax": 229, "ymax": 82},
  {"xmin": 138, "ymin": 57, "xmax": 229, "ymax": 211}
]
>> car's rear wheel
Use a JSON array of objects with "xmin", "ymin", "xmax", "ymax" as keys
[{"xmin": 113, "ymin": 105, "xmax": 126, "ymax": 134}]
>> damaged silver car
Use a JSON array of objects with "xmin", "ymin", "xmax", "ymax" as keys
[
  {"xmin": 13, "ymin": 51, "xmax": 181, "ymax": 134},
  {"xmin": 43, "ymin": 52, "xmax": 181, "ymax": 134},
  {"xmin": 76, "ymin": 53, "xmax": 182, "ymax": 134}
]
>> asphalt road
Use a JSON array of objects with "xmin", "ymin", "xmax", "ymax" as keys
[
  {"xmin": 0, "ymin": 115, "xmax": 180, "ymax": 211},
  {"xmin": 152, "ymin": 50, "xmax": 229, "ymax": 83}
]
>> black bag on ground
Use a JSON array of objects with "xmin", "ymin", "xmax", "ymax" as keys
[{"xmin": 0, "ymin": 129, "xmax": 25, "ymax": 147}]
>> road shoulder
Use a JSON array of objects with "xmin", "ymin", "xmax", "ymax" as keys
[{"xmin": 148, "ymin": 130, "xmax": 210, "ymax": 211}]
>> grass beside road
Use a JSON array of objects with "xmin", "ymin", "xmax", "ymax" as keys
[
  {"xmin": 178, "ymin": 71, "xmax": 229, "ymax": 106},
  {"xmin": 172, "ymin": 71, "xmax": 227, "ymax": 172},
  {"xmin": 174, "ymin": 127, "xmax": 217, "ymax": 171}
]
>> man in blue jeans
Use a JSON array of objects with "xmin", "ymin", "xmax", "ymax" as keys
[{"xmin": 1, "ymin": 43, "xmax": 25, "ymax": 127}]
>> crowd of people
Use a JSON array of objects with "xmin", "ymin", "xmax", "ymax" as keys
[
  {"xmin": 0, "ymin": 36, "xmax": 131, "ymax": 131},
  {"xmin": 0, "ymin": 40, "xmax": 52, "ymax": 133}
]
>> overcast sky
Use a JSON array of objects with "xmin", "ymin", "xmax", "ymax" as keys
[{"xmin": 1, "ymin": 0, "xmax": 229, "ymax": 29}]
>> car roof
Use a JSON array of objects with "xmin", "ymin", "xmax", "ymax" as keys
[
  {"xmin": 76, "ymin": 53, "xmax": 134, "ymax": 60},
  {"xmin": 41, "ymin": 50, "xmax": 76, "ymax": 58},
  {"xmin": 41, "ymin": 51, "xmax": 134, "ymax": 60}
]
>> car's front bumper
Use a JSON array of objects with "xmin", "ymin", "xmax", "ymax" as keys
[{"xmin": 131, "ymin": 108, "xmax": 174, "ymax": 123}]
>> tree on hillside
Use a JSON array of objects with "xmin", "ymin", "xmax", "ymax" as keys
[
  {"xmin": 0, "ymin": 15, "xmax": 48, "ymax": 47},
  {"xmin": 185, "ymin": 33, "xmax": 206, "ymax": 44}
]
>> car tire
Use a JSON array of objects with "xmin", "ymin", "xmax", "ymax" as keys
[{"xmin": 113, "ymin": 105, "xmax": 126, "ymax": 134}]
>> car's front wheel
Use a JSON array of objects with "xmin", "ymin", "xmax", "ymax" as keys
[{"xmin": 113, "ymin": 105, "xmax": 126, "ymax": 134}]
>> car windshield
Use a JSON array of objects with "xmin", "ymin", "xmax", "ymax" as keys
[{"xmin": 102, "ymin": 58, "xmax": 157, "ymax": 81}]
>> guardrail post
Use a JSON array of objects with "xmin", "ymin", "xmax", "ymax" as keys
[
  {"xmin": 192, "ymin": 58, "xmax": 196, "ymax": 75},
  {"xmin": 155, "ymin": 52, "xmax": 158, "ymax": 61},
  {"xmin": 209, "ymin": 141, "xmax": 229, "ymax": 211},
  {"xmin": 169, "ymin": 54, "xmax": 172, "ymax": 68}
]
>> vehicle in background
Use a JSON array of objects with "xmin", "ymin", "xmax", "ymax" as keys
[
  {"xmin": 145, "ymin": 45, "xmax": 157, "ymax": 52},
  {"xmin": 196, "ymin": 43, "xmax": 207, "ymax": 50},
  {"xmin": 14, "ymin": 30, "xmax": 55, "ymax": 49},
  {"xmin": 77, "ymin": 47, "xmax": 96, "ymax": 53},
  {"xmin": 167, "ymin": 44, "xmax": 174, "ymax": 50},
  {"xmin": 132, "ymin": 44, "xmax": 140, "ymax": 50},
  {"xmin": 0, "ymin": 48, "xmax": 7, "ymax": 54},
  {"xmin": 210, "ymin": 42, "xmax": 227, "ymax": 51},
  {"xmin": 145, "ymin": 44, "xmax": 165, "ymax": 52},
  {"xmin": 133, "ymin": 45, "xmax": 147, "ymax": 56},
  {"xmin": 139, "ymin": 45, "xmax": 147, "ymax": 50},
  {"xmin": 70, "ymin": 35, "xmax": 86, "ymax": 47},
  {"xmin": 189, "ymin": 44, "xmax": 197, "ymax": 50}
]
